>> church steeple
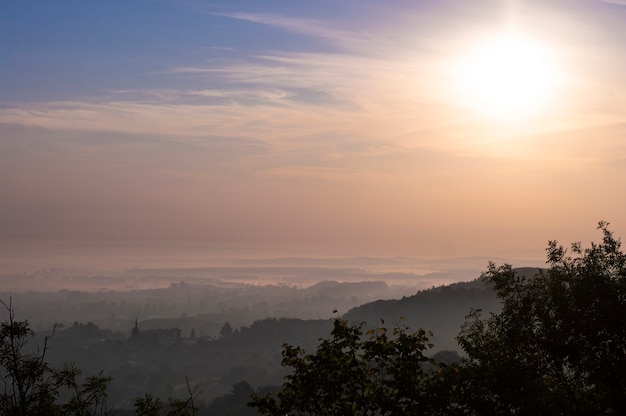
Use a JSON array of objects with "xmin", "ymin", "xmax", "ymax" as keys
[{"xmin": 131, "ymin": 318, "xmax": 140, "ymax": 338}]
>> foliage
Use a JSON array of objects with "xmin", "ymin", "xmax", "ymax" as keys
[
  {"xmin": 457, "ymin": 221, "xmax": 626, "ymax": 415},
  {"xmin": 251, "ymin": 222, "xmax": 626, "ymax": 415},
  {"xmin": 206, "ymin": 380, "xmax": 258, "ymax": 416},
  {"xmin": 0, "ymin": 297, "xmax": 205, "ymax": 416},
  {"xmin": 0, "ymin": 299, "xmax": 112, "ymax": 416},
  {"xmin": 133, "ymin": 376, "xmax": 200, "ymax": 416},
  {"xmin": 250, "ymin": 315, "xmax": 444, "ymax": 416},
  {"xmin": 220, "ymin": 321, "xmax": 234, "ymax": 338}
]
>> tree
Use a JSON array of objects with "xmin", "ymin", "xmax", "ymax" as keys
[
  {"xmin": 0, "ymin": 298, "xmax": 203, "ymax": 416},
  {"xmin": 220, "ymin": 322, "xmax": 233, "ymax": 338},
  {"xmin": 250, "ymin": 222, "xmax": 626, "ymax": 416},
  {"xmin": 207, "ymin": 381, "xmax": 257, "ymax": 416},
  {"xmin": 134, "ymin": 377, "xmax": 199, "ymax": 416},
  {"xmin": 0, "ymin": 299, "xmax": 112, "ymax": 416},
  {"xmin": 457, "ymin": 221, "xmax": 626, "ymax": 415},
  {"xmin": 250, "ymin": 316, "xmax": 441, "ymax": 416}
]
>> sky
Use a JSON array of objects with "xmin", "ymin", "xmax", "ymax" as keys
[{"xmin": 1, "ymin": 0, "xmax": 626, "ymax": 270}]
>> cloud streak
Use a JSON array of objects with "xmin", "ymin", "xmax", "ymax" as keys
[
  {"xmin": 2, "ymin": 38, "xmax": 625, "ymax": 160},
  {"xmin": 209, "ymin": 11, "xmax": 360, "ymax": 44},
  {"xmin": 601, "ymin": 0, "xmax": 626, "ymax": 5}
]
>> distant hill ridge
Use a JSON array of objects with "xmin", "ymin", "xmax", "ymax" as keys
[{"xmin": 343, "ymin": 267, "xmax": 543, "ymax": 350}]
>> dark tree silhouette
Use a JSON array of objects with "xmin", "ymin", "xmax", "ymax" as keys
[
  {"xmin": 0, "ymin": 299, "xmax": 112, "ymax": 416},
  {"xmin": 250, "ymin": 316, "xmax": 443, "ymax": 416},
  {"xmin": 458, "ymin": 221, "xmax": 626, "ymax": 415}
]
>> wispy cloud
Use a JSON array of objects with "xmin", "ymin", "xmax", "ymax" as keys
[
  {"xmin": 207, "ymin": 11, "xmax": 366, "ymax": 48},
  {"xmin": 0, "ymin": 46, "xmax": 454, "ymax": 160},
  {"xmin": 2, "ymin": 6, "xmax": 625, "ymax": 169},
  {"xmin": 2, "ymin": 43, "xmax": 625, "ymax": 167},
  {"xmin": 601, "ymin": 0, "xmax": 626, "ymax": 5}
]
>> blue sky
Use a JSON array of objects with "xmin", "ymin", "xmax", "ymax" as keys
[
  {"xmin": 1, "ymin": 0, "xmax": 392, "ymax": 101},
  {"xmin": 1, "ymin": 0, "xmax": 626, "ymax": 269}
]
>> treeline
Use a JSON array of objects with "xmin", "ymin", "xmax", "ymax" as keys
[
  {"xmin": 252, "ymin": 222, "xmax": 626, "ymax": 415},
  {"xmin": 1, "ymin": 279, "xmax": 406, "ymax": 333}
]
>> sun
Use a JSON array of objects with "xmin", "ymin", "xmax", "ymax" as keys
[{"xmin": 453, "ymin": 31, "xmax": 561, "ymax": 121}]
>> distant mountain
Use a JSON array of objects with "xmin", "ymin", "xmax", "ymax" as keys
[{"xmin": 344, "ymin": 267, "xmax": 543, "ymax": 351}]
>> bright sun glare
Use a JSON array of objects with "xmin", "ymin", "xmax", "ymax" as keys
[{"xmin": 455, "ymin": 32, "xmax": 561, "ymax": 121}]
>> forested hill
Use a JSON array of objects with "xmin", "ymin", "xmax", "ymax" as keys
[{"xmin": 344, "ymin": 267, "xmax": 542, "ymax": 350}]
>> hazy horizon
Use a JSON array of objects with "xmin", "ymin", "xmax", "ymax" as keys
[{"xmin": 0, "ymin": 238, "xmax": 546, "ymax": 277}]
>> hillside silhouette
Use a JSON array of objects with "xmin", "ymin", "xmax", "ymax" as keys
[{"xmin": 345, "ymin": 267, "xmax": 541, "ymax": 350}]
